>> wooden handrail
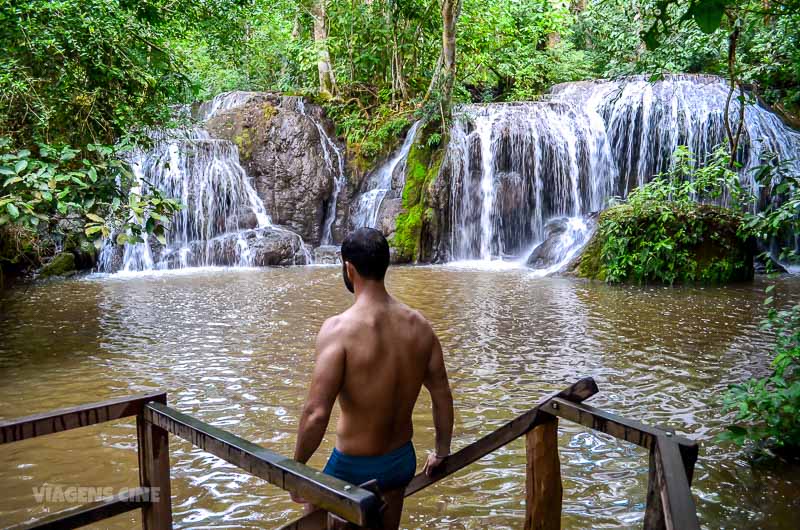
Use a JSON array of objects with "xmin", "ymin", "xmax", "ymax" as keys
[
  {"xmin": 0, "ymin": 392, "xmax": 169, "ymax": 530},
  {"xmin": 546, "ymin": 397, "xmax": 697, "ymax": 450},
  {"xmin": 1, "ymin": 378, "xmax": 702, "ymax": 530},
  {"xmin": 647, "ymin": 436, "xmax": 701, "ymax": 530},
  {"xmin": 281, "ymin": 377, "xmax": 702, "ymax": 530},
  {"xmin": 144, "ymin": 402, "xmax": 383, "ymax": 528},
  {"xmin": 0, "ymin": 391, "xmax": 167, "ymax": 444},
  {"xmin": 281, "ymin": 377, "xmax": 599, "ymax": 529},
  {"xmin": 405, "ymin": 377, "xmax": 599, "ymax": 496}
]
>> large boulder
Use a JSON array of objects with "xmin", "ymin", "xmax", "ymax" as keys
[
  {"xmin": 206, "ymin": 95, "xmax": 343, "ymax": 246},
  {"xmin": 527, "ymin": 215, "xmax": 596, "ymax": 271},
  {"xmin": 313, "ymin": 245, "xmax": 342, "ymax": 264},
  {"xmin": 168, "ymin": 227, "xmax": 310, "ymax": 267}
]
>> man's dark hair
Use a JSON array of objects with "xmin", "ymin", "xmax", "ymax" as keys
[{"xmin": 341, "ymin": 228, "xmax": 390, "ymax": 280}]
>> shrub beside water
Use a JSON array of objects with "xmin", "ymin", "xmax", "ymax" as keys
[
  {"xmin": 720, "ymin": 300, "xmax": 800, "ymax": 453},
  {"xmin": 578, "ymin": 147, "xmax": 753, "ymax": 285}
]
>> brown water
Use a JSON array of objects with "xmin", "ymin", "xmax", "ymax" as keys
[{"xmin": 1, "ymin": 266, "xmax": 799, "ymax": 529}]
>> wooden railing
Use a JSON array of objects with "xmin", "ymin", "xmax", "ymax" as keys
[
  {"xmin": 280, "ymin": 377, "xmax": 700, "ymax": 530},
  {"xmin": 0, "ymin": 393, "xmax": 382, "ymax": 529},
  {"xmin": 0, "ymin": 377, "xmax": 700, "ymax": 530}
]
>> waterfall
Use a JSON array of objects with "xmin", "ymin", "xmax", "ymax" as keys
[
  {"xmin": 448, "ymin": 101, "xmax": 616, "ymax": 261},
  {"xmin": 100, "ymin": 95, "xmax": 312, "ymax": 272},
  {"xmin": 196, "ymin": 91, "xmax": 260, "ymax": 121},
  {"xmin": 551, "ymin": 75, "xmax": 800, "ymax": 203},
  {"xmin": 447, "ymin": 74, "xmax": 800, "ymax": 265},
  {"xmin": 282, "ymin": 97, "xmax": 347, "ymax": 245},
  {"xmin": 351, "ymin": 120, "xmax": 421, "ymax": 229}
]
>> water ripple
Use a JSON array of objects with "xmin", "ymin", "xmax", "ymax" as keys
[{"xmin": 0, "ymin": 267, "xmax": 799, "ymax": 528}]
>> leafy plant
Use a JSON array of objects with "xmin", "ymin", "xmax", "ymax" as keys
[
  {"xmin": 720, "ymin": 298, "xmax": 800, "ymax": 451},
  {"xmin": 0, "ymin": 138, "xmax": 181, "ymax": 256},
  {"xmin": 595, "ymin": 146, "xmax": 751, "ymax": 285},
  {"xmin": 719, "ymin": 148, "xmax": 800, "ymax": 453}
]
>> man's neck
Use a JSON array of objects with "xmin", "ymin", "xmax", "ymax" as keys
[{"xmin": 353, "ymin": 280, "xmax": 390, "ymax": 305}]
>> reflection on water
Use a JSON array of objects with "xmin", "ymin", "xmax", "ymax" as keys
[{"xmin": 1, "ymin": 267, "xmax": 799, "ymax": 529}]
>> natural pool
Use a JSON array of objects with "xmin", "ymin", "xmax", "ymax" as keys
[{"xmin": 1, "ymin": 266, "xmax": 799, "ymax": 528}]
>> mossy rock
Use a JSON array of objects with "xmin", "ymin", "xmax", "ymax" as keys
[
  {"xmin": 390, "ymin": 123, "xmax": 444, "ymax": 262},
  {"xmin": 39, "ymin": 252, "xmax": 77, "ymax": 278},
  {"xmin": 64, "ymin": 233, "xmax": 98, "ymax": 270},
  {"xmin": 576, "ymin": 202, "xmax": 753, "ymax": 285}
]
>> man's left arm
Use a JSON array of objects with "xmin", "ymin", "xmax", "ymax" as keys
[{"xmin": 293, "ymin": 318, "xmax": 345, "ymax": 466}]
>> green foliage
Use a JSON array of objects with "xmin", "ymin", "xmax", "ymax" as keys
[
  {"xmin": 0, "ymin": 138, "xmax": 181, "ymax": 262},
  {"xmin": 742, "ymin": 157, "xmax": 800, "ymax": 266},
  {"xmin": 0, "ymin": 0, "xmax": 202, "ymax": 146},
  {"xmin": 590, "ymin": 146, "xmax": 752, "ymax": 285},
  {"xmin": 391, "ymin": 128, "xmax": 442, "ymax": 261},
  {"xmin": 322, "ymin": 101, "xmax": 414, "ymax": 164},
  {"xmin": 720, "ymin": 299, "xmax": 800, "ymax": 451},
  {"xmin": 172, "ymin": 0, "xmax": 316, "ymax": 98},
  {"xmin": 573, "ymin": 0, "xmax": 726, "ymax": 77},
  {"xmin": 720, "ymin": 144, "xmax": 800, "ymax": 453},
  {"xmin": 636, "ymin": 0, "xmax": 800, "ymax": 113},
  {"xmin": 458, "ymin": 0, "xmax": 592, "ymax": 100}
]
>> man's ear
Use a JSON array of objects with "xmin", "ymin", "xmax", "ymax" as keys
[{"xmin": 345, "ymin": 261, "xmax": 356, "ymax": 280}]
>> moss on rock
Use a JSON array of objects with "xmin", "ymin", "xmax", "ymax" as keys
[
  {"xmin": 390, "ymin": 123, "xmax": 443, "ymax": 262},
  {"xmin": 576, "ymin": 202, "xmax": 753, "ymax": 284},
  {"xmin": 39, "ymin": 252, "xmax": 76, "ymax": 278}
]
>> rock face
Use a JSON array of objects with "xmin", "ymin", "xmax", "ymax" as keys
[
  {"xmin": 194, "ymin": 227, "xmax": 310, "ymax": 267},
  {"xmin": 526, "ymin": 215, "xmax": 597, "ymax": 271},
  {"xmin": 376, "ymin": 198, "xmax": 403, "ymax": 241},
  {"xmin": 101, "ymin": 226, "xmax": 308, "ymax": 272},
  {"xmin": 206, "ymin": 94, "xmax": 344, "ymax": 246},
  {"xmin": 313, "ymin": 245, "xmax": 342, "ymax": 264}
]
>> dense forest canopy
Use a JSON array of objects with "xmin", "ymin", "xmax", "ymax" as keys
[{"xmin": 2, "ymin": 0, "xmax": 799, "ymax": 148}]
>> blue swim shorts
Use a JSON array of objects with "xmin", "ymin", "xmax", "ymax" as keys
[{"xmin": 323, "ymin": 441, "xmax": 416, "ymax": 491}]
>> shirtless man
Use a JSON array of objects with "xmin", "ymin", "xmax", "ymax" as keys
[{"xmin": 292, "ymin": 227, "xmax": 454, "ymax": 529}]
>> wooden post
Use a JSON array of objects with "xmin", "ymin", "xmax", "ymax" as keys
[
  {"xmin": 678, "ymin": 443, "xmax": 699, "ymax": 485},
  {"xmin": 643, "ymin": 443, "xmax": 665, "ymax": 530},
  {"xmin": 524, "ymin": 413, "xmax": 562, "ymax": 530},
  {"xmin": 137, "ymin": 404, "xmax": 172, "ymax": 529}
]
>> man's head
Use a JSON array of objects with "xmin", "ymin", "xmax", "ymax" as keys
[{"xmin": 340, "ymin": 228, "xmax": 390, "ymax": 293}]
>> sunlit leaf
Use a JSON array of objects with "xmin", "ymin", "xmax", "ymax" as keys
[{"xmin": 6, "ymin": 202, "xmax": 19, "ymax": 219}]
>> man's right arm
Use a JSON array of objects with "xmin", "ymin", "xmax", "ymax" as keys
[{"xmin": 422, "ymin": 332, "xmax": 453, "ymax": 475}]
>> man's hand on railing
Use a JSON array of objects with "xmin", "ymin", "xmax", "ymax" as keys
[
  {"xmin": 423, "ymin": 451, "xmax": 447, "ymax": 477},
  {"xmin": 290, "ymin": 491, "xmax": 307, "ymax": 504}
]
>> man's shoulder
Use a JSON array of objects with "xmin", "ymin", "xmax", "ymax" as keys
[
  {"xmin": 318, "ymin": 313, "xmax": 350, "ymax": 340},
  {"xmin": 320, "ymin": 308, "xmax": 364, "ymax": 337},
  {"xmin": 391, "ymin": 299, "xmax": 434, "ymax": 337}
]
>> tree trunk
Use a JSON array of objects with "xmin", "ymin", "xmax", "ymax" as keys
[
  {"xmin": 546, "ymin": 1, "xmax": 563, "ymax": 48},
  {"xmin": 724, "ymin": 15, "xmax": 744, "ymax": 167},
  {"xmin": 311, "ymin": 0, "xmax": 337, "ymax": 97},
  {"xmin": 439, "ymin": 0, "xmax": 461, "ymax": 118}
]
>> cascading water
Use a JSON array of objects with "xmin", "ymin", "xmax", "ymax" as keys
[
  {"xmin": 195, "ymin": 91, "xmax": 260, "ymax": 122},
  {"xmin": 551, "ymin": 75, "xmax": 800, "ymax": 202},
  {"xmin": 281, "ymin": 97, "xmax": 347, "ymax": 245},
  {"xmin": 447, "ymin": 74, "xmax": 800, "ymax": 267},
  {"xmin": 351, "ymin": 120, "xmax": 421, "ymax": 229},
  {"xmin": 448, "ymin": 101, "xmax": 616, "ymax": 261},
  {"xmin": 100, "ymin": 94, "xmax": 312, "ymax": 272}
]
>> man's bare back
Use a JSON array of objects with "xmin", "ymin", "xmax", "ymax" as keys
[
  {"xmin": 322, "ymin": 291, "xmax": 438, "ymax": 456},
  {"xmin": 293, "ymin": 228, "xmax": 453, "ymax": 529}
]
